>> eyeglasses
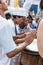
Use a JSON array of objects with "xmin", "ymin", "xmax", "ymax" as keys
[{"xmin": 12, "ymin": 15, "xmax": 16, "ymax": 19}]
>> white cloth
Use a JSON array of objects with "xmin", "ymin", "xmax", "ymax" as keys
[
  {"xmin": 7, "ymin": 19, "xmax": 16, "ymax": 36},
  {"xmin": 8, "ymin": 7, "xmax": 28, "ymax": 17},
  {"xmin": 10, "ymin": 24, "xmax": 21, "ymax": 65},
  {"xmin": 7, "ymin": 19, "xmax": 20, "ymax": 35},
  {"xmin": 31, "ymin": 0, "xmax": 40, "ymax": 5},
  {"xmin": 23, "ymin": 0, "xmax": 40, "ymax": 12},
  {"xmin": 23, "ymin": 0, "xmax": 32, "ymax": 12},
  {"xmin": 0, "ymin": 16, "xmax": 17, "ymax": 65},
  {"xmin": 0, "ymin": 46, "xmax": 11, "ymax": 65}
]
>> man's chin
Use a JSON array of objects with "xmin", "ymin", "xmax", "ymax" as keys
[{"xmin": 4, "ymin": 9, "xmax": 8, "ymax": 11}]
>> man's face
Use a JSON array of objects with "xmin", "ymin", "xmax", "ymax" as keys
[
  {"xmin": 14, "ymin": 16, "xmax": 25, "ymax": 24},
  {"xmin": 0, "ymin": 3, "xmax": 2, "ymax": 9},
  {"xmin": 2, "ymin": 2, "xmax": 8, "ymax": 11},
  {"xmin": 26, "ymin": 18, "xmax": 32, "ymax": 23},
  {"xmin": 0, "ymin": 1, "xmax": 8, "ymax": 11}
]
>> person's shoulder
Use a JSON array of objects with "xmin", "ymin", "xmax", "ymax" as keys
[
  {"xmin": 38, "ymin": 19, "xmax": 43, "ymax": 29},
  {"xmin": 0, "ymin": 16, "xmax": 9, "ymax": 30}
]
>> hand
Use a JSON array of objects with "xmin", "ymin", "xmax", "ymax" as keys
[
  {"xmin": 25, "ymin": 29, "xmax": 37, "ymax": 45},
  {"xmin": 31, "ymin": 29, "xmax": 37, "ymax": 37},
  {"xmin": 24, "ymin": 28, "xmax": 30, "ymax": 33}
]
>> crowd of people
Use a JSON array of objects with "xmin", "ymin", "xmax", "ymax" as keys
[{"xmin": 0, "ymin": 0, "xmax": 43, "ymax": 65}]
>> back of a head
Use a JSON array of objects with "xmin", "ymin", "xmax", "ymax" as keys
[
  {"xmin": 5, "ymin": 13, "xmax": 11, "ymax": 20},
  {"xmin": 40, "ymin": 0, "xmax": 43, "ymax": 10}
]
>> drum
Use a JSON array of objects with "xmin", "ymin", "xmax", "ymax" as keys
[
  {"xmin": 25, "ymin": 39, "xmax": 39, "ymax": 55},
  {"xmin": 20, "ymin": 39, "xmax": 42, "ymax": 65}
]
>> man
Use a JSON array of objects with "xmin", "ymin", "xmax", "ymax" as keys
[
  {"xmin": 37, "ymin": 19, "xmax": 43, "ymax": 58},
  {"xmin": 0, "ymin": 0, "xmax": 36, "ymax": 65},
  {"xmin": 7, "ymin": 8, "xmax": 30, "ymax": 65},
  {"xmin": 5, "ymin": 8, "xmax": 28, "ymax": 44},
  {"xmin": 37, "ymin": 19, "xmax": 43, "ymax": 65}
]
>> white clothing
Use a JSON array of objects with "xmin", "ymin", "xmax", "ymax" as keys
[
  {"xmin": 0, "ymin": 15, "xmax": 17, "ymax": 65},
  {"xmin": 7, "ymin": 19, "xmax": 16, "ymax": 36},
  {"xmin": 23, "ymin": 0, "xmax": 40, "ymax": 12},
  {"xmin": 7, "ymin": 7, "xmax": 28, "ymax": 17}
]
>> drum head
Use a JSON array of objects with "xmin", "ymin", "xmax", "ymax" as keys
[{"xmin": 26, "ymin": 39, "xmax": 38, "ymax": 52}]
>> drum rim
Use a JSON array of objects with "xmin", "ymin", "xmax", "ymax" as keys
[{"xmin": 22, "ymin": 49, "xmax": 39, "ymax": 56}]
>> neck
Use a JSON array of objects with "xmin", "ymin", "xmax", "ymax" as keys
[
  {"xmin": 0, "ymin": 9, "xmax": 5, "ymax": 18},
  {"xmin": 19, "ymin": 24, "xmax": 25, "ymax": 29}
]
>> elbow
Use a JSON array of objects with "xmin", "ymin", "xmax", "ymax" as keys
[
  {"xmin": 7, "ymin": 53, "xmax": 13, "ymax": 58},
  {"xmin": 6, "ymin": 51, "xmax": 16, "ymax": 58}
]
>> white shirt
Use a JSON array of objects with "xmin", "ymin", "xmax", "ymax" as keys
[
  {"xmin": 0, "ymin": 16, "xmax": 17, "ymax": 65},
  {"xmin": 32, "ymin": 0, "xmax": 40, "ymax": 5},
  {"xmin": 23, "ymin": 0, "xmax": 32, "ymax": 11},
  {"xmin": 23, "ymin": 0, "xmax": 40, "ymax": 12},
  {"xmin": 7, "ymin": 19, "xmax": 16, "ymax": 36},
  {"xmin": 7, "ymin": 19, "xmax": 20, "ymax": 35}
]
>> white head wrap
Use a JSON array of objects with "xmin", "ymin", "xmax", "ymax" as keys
[{"xmin": 7, "ymin": 7, "xmax": 28, "ymax": 17}]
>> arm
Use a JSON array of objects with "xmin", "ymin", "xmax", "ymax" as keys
[
  {"xmin": 13, "ymin": 33, "xmax": 26, "ymax": 41},
  {"xmin": 0, "ymin": 24, "xmax": 36, "ymax": 58},
  {"xmin": 7, "ymin": 42, "xmax": 28, "ymax": 58},
  {"xmin": 15, "ymin": 38, "xmax": 25, "ymax": 44},
  {"xmin": 37, "ymin": 19, "xmax": 43, "ymax": 58},
  {"xmin": 7, "ymin": 30, "xmax": 36, "ymax": 58}
]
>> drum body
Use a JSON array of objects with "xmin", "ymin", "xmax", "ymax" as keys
[{"xmin": 21, "ymin": 39, "xmax": 42, "ymax": 65}]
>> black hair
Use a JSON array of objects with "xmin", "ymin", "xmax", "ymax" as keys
[
  {"xmin": 5, "ymin": 13, "xmax": 11, "ymax": 20},
  {"xmin": 27, "ymin": 14, "xmax": 33, "ymax": 20},
  {"xmin": 0, "ymin": 0, "xmax": 1, "ymax": 4},
  {"xmin": 40, "ymin": 0, "xmax": 43, "ymax": 10},
  {"xmin": 12, "ymin": 15, "xmax": 16, "ymax": 19}
]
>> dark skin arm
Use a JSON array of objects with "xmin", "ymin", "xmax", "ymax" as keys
[
  {"xmin": 7, "ymin": 30, "xmax": 36, "ymax": 58},
  {"xmin": 13, "ymin": 27, "xmax": 30, "ymax": 41},
  {"xmin": 13, "ymin": 33, "xmax": 26, "ymax": 41},
  {"xmin": 15, "ymin": 38, "xmax": 25, "ymax": 44},
  {"xmin": 7, "ymin": 42, "xmax": 28, "ymax": 58}
]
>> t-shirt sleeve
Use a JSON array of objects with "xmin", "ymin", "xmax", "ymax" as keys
[{"xmin": 0, "ymin": 24, "xmax": 17, "ymax": 54}]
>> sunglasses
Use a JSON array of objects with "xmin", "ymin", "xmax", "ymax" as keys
[
  {"xmin": 17, "ymin": 16, "xmax": 23, "ymax": 18},
  {"xmin": 12, "ymin": 15, "xmax": 23, "ymax": 19}
]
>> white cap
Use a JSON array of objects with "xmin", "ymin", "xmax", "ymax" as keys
[
  {"xmin": 8, "ymin": 7, "xmax": 28, "ymax": 17},
  {"xmin": 4, "ymin": 10, "xmax": 10, "ymax": 15}
]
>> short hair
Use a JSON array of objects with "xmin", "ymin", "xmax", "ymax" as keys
[
  {"xmin": 0, "ymin": 0, "xmax": 1, "ymax": 4},
  {"xmin": 40, "ymin": 0, "xmax": 43, "ymax": 10},
  {"xmin": 5, "ymin": 13, "xmax": 11, "ymax": 20}
]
